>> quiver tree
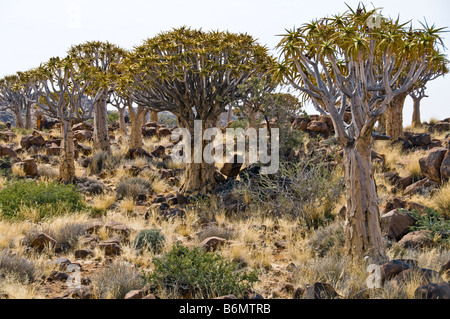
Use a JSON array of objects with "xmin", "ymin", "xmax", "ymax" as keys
[
  {"xmin": 0, "ymin": 74, "xmax": 36, "ymax": 129},
  {"xmin": 68, "ymin": 41, "xmax": 126, "ymax": 153},
  {"xmin": 109, "ymin": 90, "xmax": 129, "ymax": 135},
  {"xmin": 28, "ymin": 57, "xmax": 101, "ymax": 183},
  {"xmin": 276, "ymin": 4, "xmax": 443, "ymax": 259},
  {"xmin": 121, "ymin": 27, "xmax": 274, "ymax": 193},
  {"xmin": 410, "ymin": 52, "xmax": 448, "ymax": 127}
]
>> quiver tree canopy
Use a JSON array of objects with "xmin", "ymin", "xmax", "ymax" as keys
[{"xmin": 120, "ymin": 27, "xmax": 276, "ymax": 192}]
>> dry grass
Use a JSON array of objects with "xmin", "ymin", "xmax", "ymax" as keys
[{"xmin": 432, "ymin": 182, "xmax": 450, "ymax": 218}]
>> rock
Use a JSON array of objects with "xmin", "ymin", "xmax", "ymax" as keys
[
  {"xmin": 390, "ymin": 268, "xmax": 440, "ymax": 289},
  {"xmin": 73, "ymin": 122, "xmax": 92, "ymax": 131},
  {"xmin": 415, "ymin": 282, "xmax": 450, "ymax": 299},
  {"xmin": 142, "ymin": 126, "xmax": 157, "ymax": 138},
  {"xmin": 440, "ymin": 148, "xmax": 450, "ymax": 183},
  {"xmin": 291, "ymin": 117, "xmax": 310, "ymax": 131},
  {"xmin": 303, "ymin": 282, "xmax": 338, "ymax": 299},
  {"xmin": 99, "ymin": 241, "xmax": 122, "ymax": 256},
  {"xmin": 404, "ymin": 179, "xmax": 439, "ymax": 196},
  {"xmin": 419, "ymin": 148, "xmax": 447, "ymax": 182},
  {"xmin": 85, "ymin": 221, "xmax": 104, "ymax": 234},
  {"xmin": 151, "ymin": 145, "xmax": 166, "ymax": 158},
  {"xmin": 20, "ymin": 134, "xmax": 45, "ymax": 149},
  {"xmin": 379, "ymin": 259, "xmax": 418, "ymax": 282},
  {"xmin": 12, "ymin": 158, "xmax": 38, "ymax": 177},
  {"xmin": 199, "ymin": 237, "xmax": 227, "ymax": 252},
  {"xmin": 292, "ymin": 287, "xmax": 305, "ymax": 299},
  {"xmin": 398, "ymin": 231, "xmax": 433, "ymax": 249},
  {"xmin": 433, "ymin": 122, "xmax": 450, "ymax": 133},
  {"xmin": 74, "ymin": 249, "xmax": 94, "ymax": 259},
  {"xmin": 380, "ymin": 197, "xmax": 407, "ymax": 216},
  {"xmin": 384, "ymin": 171, "xmax": 401, "ymax": 185},
  {"xmin": 220, "ymin": 154, "xmax": 244, "ymax": 178},
  {"xmin": 29, "ymin": 233, "xmax": 60, "ymax": 252},
  {"xmin": 274, "ymin": 240, "xmax": 287, "ymax": 250},
  {"xmin": 52, "ymin": 257, "xmax": 72, "ymax": 270},
  {"xmin": 441, "ymin": 260, "xmax": 450, "ymax": 276},
  {"xmin": 105, "ymin": 223, "xmax": 132, "ymax": 239},
  {"xmin": 176, "ymin": 192, "xmax": 189, "ymax": 205},
  {"xmin": 307, "ymin": 121, "xmax": 330, "ymax": 135},
  {"xmin": 124, "ymin": 290, "xmax": 145, "ymax": 300},
  {"xmin": 0, "ymin": 130, "xmax": 16, "ymax": 142},
  {"xmin": 73, "ymin": 130, "xmax": 92, "ymax": 141},
  {"xmin": 281, "ymin": 283, "xmax": 295, "ymax": 294},
  {"xmin": 215, "ymin": 295, "xmax": 237, "ymax": 299},
  {"xmin": 77, "ymin": 144, "xmax": 92, "ymax": 156},
  {"xmin": 396, "ymin": 176, "xmax": 414, "ymax": 190},
  {"xmin": 46, "ymin": 145, "xmax": 61, "ymax": 156},
  {"xmin": 157, "ymin": 127, "xmax": 172, "ymax": 137},
  {"xmin": 48, "ymin": 271, "xmax": 70, "ymax": 282},
  {"xmin": 0, "ymin": 145, "xmax": 17, "ymax": 158},
  {"xmin": 125, "ymin": 148, "xmax": 153, "ymax": 160},
  {"xmin": 380, "ymin": 209, "xmax": 416, "ymax": 241},
  {"xmin": 65, "ymin": 287, "xmax": 94, "ymax": 299},
  {"xmin": 142, "ymin": 294, "xmax": 157, "ymax": 299},
  {"xmin": 407, "ymin": 133, "xmax": 432, "ymax": 147}
]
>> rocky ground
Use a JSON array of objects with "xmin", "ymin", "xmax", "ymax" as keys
[{"xmin": 0, "ymin": 116, "xmax": 449, "ymax": 300}]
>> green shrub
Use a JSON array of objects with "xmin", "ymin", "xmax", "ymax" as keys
[
  {"xmin": 407, "ymin": 208, "xmax": 450, "ymax": 245},
  {"xmin": 0, "ymin": 180, "xmax": 86, "ymax": 221},
  {"xmin": 116, "ymin": 177, "xmax": 152, "ymax": 200},
  {"xmin": 133, "ymin": 229, "xmax": 165, "ymax": 253},
  {"xmin": 147, "ymin": 244, "xmax": 258, "ymax": 298},
  {"xmin": 229, "ymin": 118, "xmax": 249, "ymax": 130},
  {"xmin": 0, "ymin": 156, "xmax": 12, "ymax": 177},
  {"xmin": 107, "ymin": 111, "xmax": 120, "ymax": 125}
]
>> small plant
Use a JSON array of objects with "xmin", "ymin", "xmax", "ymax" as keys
[
  {"xmin": 0, "ymin": 180, "xmax": 86, "ymax": 221},
  {"xmin": 407, "ymin": 208, "xmax": 450, "ymax": 245},
  {"xmin": 433, "ymin": 182, "xmax": 450, "ymax": 218},
  {"xmin": 116, "ymin": 177, "xmax": 152, "ymax": 200},
  {"xmin": 88, "ymin": 151, "xmax": 122, "ymax": 175},
  {"xmin": 146, "ymin": 244, "xmax": 258, "ymax": 298},
  {"xmin": 93, "ymin": 262, "xmax": 144, "ymax": 299},
  {"xmin": 107, "ymin": 111, "xmax": 119, "ymax": 125},
  {"xmin": 306, "ymin": 221, "xmax": 346, "ymax": 257},
  {"xmin": 0, "ymin": 250, "xmax": 36, "ymax": 283},
  {"xmin": 133, "ymin": 229, "xmax": 165, "ymax": 253}
]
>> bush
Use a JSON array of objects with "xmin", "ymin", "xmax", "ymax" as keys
[
  {"xmin": 93, "ymin": 262, "xmax": 144, "ymax": 299},
  {"xmin": 147, "ymin": 244, "xmax": 258, "ymax": 298},
  {"xmin": 306, "ymin": 221, "xmax": 346, "ymax": 257},
  {"xmin": 238, "ymin": 155, "xmax": 344, "ymax": 228},
  {"xmin": 88, "ymin": 151, "xmax": 122, "ymax": 175},
  {"xmin": 0, "ymin": 250, "xmax": 35, "ymax": 282},
  {"xmin": 408, "ymin": 208, "xmax": 450, "ymax": 246},
  {"xmin": 116, "ymin": 177, "xmax": 152, "ymax": 200},
  {"xmin": 0, "ymin": 180, "xmax": 86, "ymax": 221},
  {"xmin": 133, "ymin": 229, "xmax": 165, "ymax": 253},
  {"xmin": 107, "ymin": 111, "xmax": 119, "ymax": 125}
]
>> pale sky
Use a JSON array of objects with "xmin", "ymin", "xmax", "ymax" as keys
[{"xmin": 1, "ymin": 0, "xmax": 449, "ymax": 124}]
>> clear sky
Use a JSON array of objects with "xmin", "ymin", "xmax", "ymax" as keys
[{"xmin": 1, "ymin": 0, "xmax": 449, "ymax": 124}]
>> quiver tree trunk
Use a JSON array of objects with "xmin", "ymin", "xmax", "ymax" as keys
[
  {"xmin": 386, "ymin": 93, "xmax": 408, "ymax": 140},
  {"xmin": 343, "ymin": 138, "xmax": 386, "ymax": 261},
  {"xmin": 93, "ymin": 92, "xmax": 111, "ymax": 153},
  {"xmin": 14, "ymin": 109, "xmax": 24, "ymax": 129},
  {"xmin": 150, "ymin": 111, "xmax": 158, "ymax": 123},
  {"xmin": 377, "ymin": 114, "xmax": 386, "ymax": 134},
  {"xmin": 59, "ymin": 119, "xmax": 76, "ymax": 183},
  {"xmin": 25, "ymin": 103, "xmax": 32, "ymax": 130},
  {"xmin": 118, "ymin": 108, "xmax": 127, "ymax": 135},
  {"xmin": 411, "ymin": 97, "xmax": 422, "ymax": 128},
  {"xmin": 129, "ymin": 104, "xmax": 147, "ymax": 149}
]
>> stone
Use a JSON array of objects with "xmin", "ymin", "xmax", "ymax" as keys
[
  {"xmin": 303, "ymin": 282, "xmax": 338, "ymax": 299},
  {"xmin": 0, "ymin": 130, "xmax": 16, "ymax": 142},
  {"xmin": 407, "ymin": 133, "xmax": 432, "ymax": 147},
  {"xmin": 20, "ymin": 134, "xmax": 45, "ymax": 149},
  {"xmin": 380, "ymin": 209, "xmax": 416, "ymax": 241},
  {"xmin": 74, "ymin": 249, "xmax": 94, "ymax": 259},
  {"xmin": 292, "ymin": 287, "xmax": 305, "ymax": 299},
  {"xmin": 419, "ymin": 148, "xmax": 447, "ymax": 182},
  {"xmin": 415, "ymin": 282, "xmax": 450, "ymax": 299},
  {"xmin": 307, "ymin": 121, "xmax": 330, "ymax": 135},
  {"xmin": 390, "ymin": 268, "xmax": 440, "ymax": 289},
  {"xmin": 199, "ymin": 237, "xmax": 227, "ymax": 252},
  {"xmin": 125, "ymin": 148, "xmax": 153, "ymax": 160},
  {"xmin": 12, "ymin": 158, "xmax": 38, "ymax": 177},
  {"xmin": 124, "ymin": 290, "xmax": 145, "ymax": 300},
  {"xmin": 151, "ymin": 145, "xmax": 166, "ymax": 158},
  {"xmin": 220, "ymin": 154, "xmax": 244, "ymax": 178},
  {"xmin": 52, "ymin": 257, "xmax": 72, "ymax": 270},
  {"xmin": 433, "ymin": 122, "xmax": 450, "ymax": 133},
  {"xmin": 0, "ymin": 145, "xmax": 17, "ymax": 158},
  {"xmin": 161, "ymin": 207, "xmax": 186, "ymax": 220},
  {"xmin": 85, "ymin": 221, "xmax": 104, "ymax": 234},
  {"xmin": 99, "ymin": 241, "xmax": 122, "ymax": 256},
  {"xmin": 440, "ymin": 149, "xmax": 450, "ymax": 183},
  {"xmin": 215, "ymin": 295, "xmax": 237, "ymax": 299},
  {"xmin": 46, "ymin": 145, "xmax": 61, "ymax": 156},
  {"xmin": 404, "ymin": 179, "xmax": 439, "ymax": 196},
  {"xmin": 398, "ymin": 230, "xmax": 433, "ymax": 249},
  {"xmin": 105, "ymin": 223, "xmax": 132, "ymax": 238},
  {"xmin": 379, "ymin": 259, "xmax": 418, "ymax": 282},
  {"xmin": 142, "ymin": 294, "xmax": 157, "ymax": 299},
  {"xmin": 73, "ymin": 130, "xmax": 92, "ymax": 141},
  {"xmin": 48, "ymin": 271, "xmax": 70, "ymax": 282},
  {"xmin": 380, "ymin": 197, "xmax": 407, "ymax": 216},
  {"xmin": 142, "ymin": 126, "xmax": 157, "ymax": 138},
  {"xmin": 274, "ymin": 240, "xmax": 287, "ymax": 250},
  {"xmin": 396, "ymin": 176, "xmax": 414, "ymax": 190},
  {"xmin": 291, "ymin": 117, "xmax": 310, "ymax": 131},
  {"xmin": 157, "ymin": 127, "xmax": 172, "ymax": 137},
  {"xmin": 29, "ymin": 233, "xmax": 60, "ymax": 252}
]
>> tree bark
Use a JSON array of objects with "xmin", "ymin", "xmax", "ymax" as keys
[
  {"xmin": 343, "ymin": 139, "xmax": 386, "ymax": 261},
  {"xmin": 93, "ymin": 92, "xmax": 111, "ymax": 153},
  {"xmin": 25, "ymin": 103, "xmax": 32, "ymax": 130},
  {"xmin": 411, "ymin": 97, "xmax": 422, "ymax": 128},
  {"xmin": 14, "ymin": 109, "xmax": 24, "ymax": 129},
  {"xmin": 150, "ymin": 110, "xmax": 158, "ymax": 123},
  {"xmin": 386, "ymin": 93, "xmax": 407, "ymax": 140},
  {"xmin": 59, "ymin": 119, "xmax": 76, "ymax": 183},
  {"xmin": 129, "ymin": 104, "xmax": 146, "ymax": 149},
  {"xmin": 118, "ymin": 108, "xmax": 128, "ymax": 135},
  {"xmin": 377, "ymin": 114, "xmax": 386, "ymax": 134}
]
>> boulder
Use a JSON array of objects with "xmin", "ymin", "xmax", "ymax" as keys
[
  {"xmin": 404, "ymin": 179, "xmax": 439, "ymax": 196},
  {"xmin": 433, "ymin": 122, "xmax": 450, "ymax": 133},
  {"xmin": 12, "ymin": 158, "xmax": 38, "ymax": 177},
  {"xmin": 220, "ymin": 154, "xmax": 244, "ymax": 178},
  {"xmin": 142, "ymin": 126, "xmax": 157, "ymax": 138},
  {"xmin": 152, "ymin": 145, "xmax": 166, "ymax": 158},
  {"xmin": 199, "ymin": 237, "xmax": 227, "ymax": 252},
  {"xmin": 124, "ymin": 290, "xmax": 145, "ymax": 300},
  {"xmin": 380, "ymin": 209, "xmax": 416, "ymax": 241},
  {"xmin": 307, "ymin": 121, "xmax": 330, "ymax": 135},
  {"xmin": 157, "ymin": 127, "xmax": 172, "ymax": 137},
  {"xmin": 303, "ymin": 282, "xmax": 338, "ymax": 299},
  {"xmin": 379, "ymin": 259, "xmax": 418, "ymax": 282},
  {"xmin": 74, "ymin": 249, "xmax": 94, "ymax": 259},
  {"xmin": 398, "ymin": 230, "xmax": 433, "ymax": 249},
  {"xmin": 0, "ymin": 145, "xmax": 17, "ymax": 158},
  {"xmin": 99, "ymin": 240, "xmax": 122, "ymax": 256},
  {"xmin": 419, "ymin": 148, "xmax": 447, "ymax": 182},
  {"xmin": 73, "ymin": 130, "xmax": 92, "ymax": 141},
  {"xmin": 46, "ymin": 145, "xmax": 61, "ymax": 156},
  {"xmin": 29, "ymin": 233, "xmax": 60, "ymax": 252},
  {"xmin": 20, "ymin": 134, "xmax": 45, "ymax": 149},
  {"xmin": 407, "ymin": 133, "xmax": 432, "ymax": 147},
  {"xmin": 291, "ymin": 117, "xmax": 310, "ymax": 131},
  {"xmin": 415, "ymin": 282, "xmax": 450, "ymax": 299},
  {"xmin": 440, "ymin": 148, "xmax": 450, "ymax": 183}
]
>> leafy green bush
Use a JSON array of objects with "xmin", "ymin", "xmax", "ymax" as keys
[
  {"xmin": 116, "ymin": 177, "xmax": 152, "ymax": 200},
  {"xmin": 133, "ymin": 229, "xmax": 165, "ymax": 253},
  {"xmin": 0, "ymin": 156, "xmax": 12, "ymax": 177},
  {"xmin": 0, "ymin": 180, "xmax": 86, "ymax": 221},
  {"xmin": 107, "ymin": 111, "xmax": 119, "ymax": 125},
  {"xmin": 407, "ymin": 208, "xmax": 450, "ymax": 245},
  {"xmin": 146, "ymin": 244, "xmax": 258, "ymax": 298}
]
